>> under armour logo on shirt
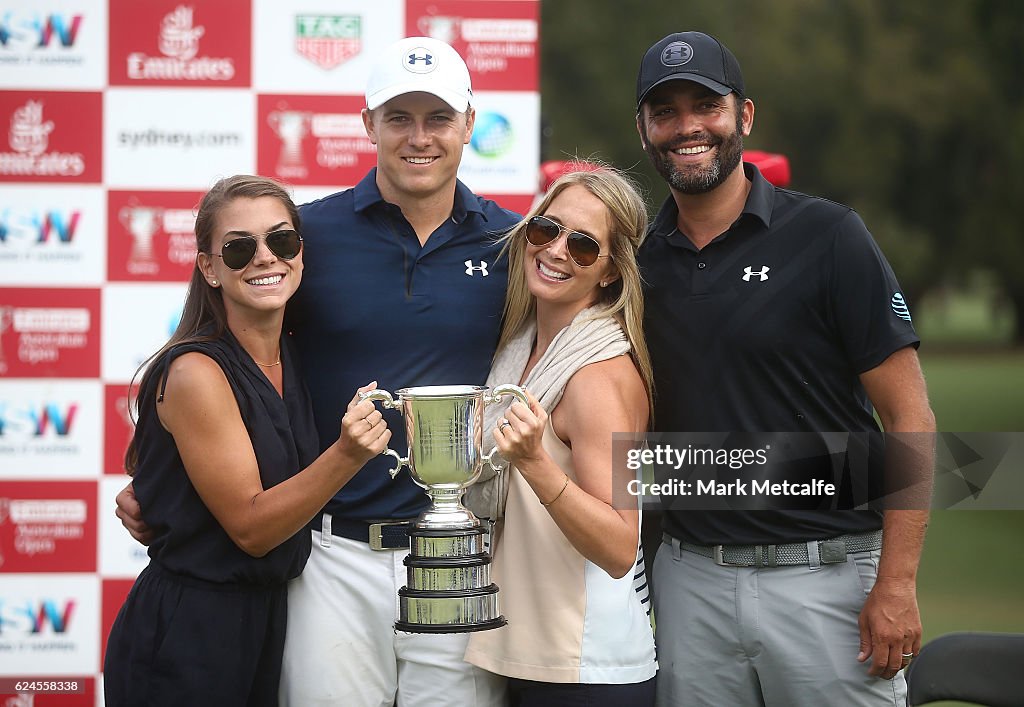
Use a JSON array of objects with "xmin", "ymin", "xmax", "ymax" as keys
[
  {"xmin": 742, "ymin": 266, "xmax": 770, "ymax": 282},
  {"xmin": 465, "ymin": 260, "xmax": 489, "ymax": 277}
]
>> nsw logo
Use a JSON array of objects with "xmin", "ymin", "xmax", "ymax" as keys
[
  {"xmin": 0, "ymin": 598, "xmax": 76, "ymax": 634},
  {"xmin": 891, "ymin": 292, "xmax": 912, "ymax": 322},
  {"xmin": 0, "ymin": 12, "xmax": 83, "ymax": 49}
]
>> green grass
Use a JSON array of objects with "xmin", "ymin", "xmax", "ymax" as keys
[
  {"xmin": 920, "ymin": 351, "xmax": 1024, "ymax": 432},
  {"xmin": 914, "ymin": 277, "xmax": 1016, "ymax": 347},
  {"xmin": 905, "ymin": 286, "xmax": 1022, "ymax": 705},
  {"xmin": 918, "ymin": 511, "xmax": 1024, "ymax": 639},
  {"xmin": 915, "ymin": 511, "xmax": 1024, "ymax": 707}
]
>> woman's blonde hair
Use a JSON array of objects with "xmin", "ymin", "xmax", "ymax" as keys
[{"xmin": 497, "ymin": 164, "xmax": 653, "ymax": 418}]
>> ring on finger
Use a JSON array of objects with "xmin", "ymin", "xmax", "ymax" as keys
[{"xmin": 498, "ymin": 418, "xmax": 512, "ymax": 432}]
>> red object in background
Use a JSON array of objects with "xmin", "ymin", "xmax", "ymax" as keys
[
  {"xmin": 104, "ymin": 384, "xmax": 137, "ymax": 475},
  {"xmin": 406, "ymin": 0, "xmax": 539, "ymax": 91},
  {"xmin": 0, "ymin": 288, "xmax": 101, "ymax": 378},
  {"xmin": 0, "ymin": 91, "xmax": 103, "ymax": 184},
  {"xmin": 101, "ymin": 579, "xmax": 135, "ymax": 668},
  {"xmin": 107, "ymin": 191, "xmax": 203, "ymax": 283},
  {"xmin": 0, "ymin": 480, "xmax": 98, "ymax": 573},
  {"xmin": 257, "ymin": 94, "xmax": 375, "ymax": 188},
  {"xmin": 745, "ymin": 149, "xmax": 790, "ymax": 187},
  {"xmin": 108, "ymin": 0, "xmax": 251, "ymax": 87},
  {"xmin": 538, "ymin": 159, "xmax": 602, "ymax": 192}
]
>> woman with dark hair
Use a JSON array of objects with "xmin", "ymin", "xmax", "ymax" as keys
[{"xmin": 103, "ymin": 175, "xmax": 390, "ymax": 706}]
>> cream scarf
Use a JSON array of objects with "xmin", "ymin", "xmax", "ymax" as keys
[{"xmin": 464, "ymin": 305, "xmax": 631, "ymax": 520}]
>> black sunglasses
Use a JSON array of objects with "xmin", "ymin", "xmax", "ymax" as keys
[
  {"xmin": 525, "ymin": 215, "xmax": 609, "ymax": 268},
  {"xmin": 214, "ymin": 229, "xmax": 303, "ymax": 270}
]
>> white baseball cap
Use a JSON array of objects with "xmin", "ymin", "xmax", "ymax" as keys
[{"xmin": 365, "ymin": 36, "xmax": 473, "ymax": 112}]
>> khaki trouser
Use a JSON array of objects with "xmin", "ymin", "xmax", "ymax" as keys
[{"xmin": 653, "ymin": 537, "xmax": 907, "ymax": 707}]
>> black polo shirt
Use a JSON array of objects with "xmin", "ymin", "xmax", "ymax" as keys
[{"xmin": 639, "ymin": 163, "xmax": 920, "ymax": 544}]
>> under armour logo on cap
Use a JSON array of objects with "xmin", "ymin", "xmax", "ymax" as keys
[
  {"xmin": 365, "ymin": 36, "xmax": 473, "ymax": 112},
  {"xmin": 661, "ymin": 42, "xmax": 693, "ymax": 66},
  {"xmin": 405, "ymin": 50, "xmax": 435, "ymax": 72}
]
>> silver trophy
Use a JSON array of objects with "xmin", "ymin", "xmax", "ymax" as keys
[{"xmin": 360, "ymin": 384, "xmax": 528, "ymax": 633}]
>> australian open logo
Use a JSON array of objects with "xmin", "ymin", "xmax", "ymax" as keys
[{"xmin": 661, "ymin": 41, "xmax": 693, "ymax": 67}]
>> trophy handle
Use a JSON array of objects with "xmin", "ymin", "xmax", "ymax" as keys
[
  {"xmin": 358, "ymin": 389, "xmax": 407, "ymax": 479},
  {"xmin": 484, "ymin": 384, "xmax": 529, "ymax": 408},
  {"xmin": 482, "ymin": 384, "xmax": 530, "ymax": 473}
]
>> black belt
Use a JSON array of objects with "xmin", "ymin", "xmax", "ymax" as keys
[
  {"xmin": 318, "ymin": 514, "xmax": 414, "ymax": 551},
  {"xmin": 663, "ymin": 529, "xmax": 883, "ymax": 567}
]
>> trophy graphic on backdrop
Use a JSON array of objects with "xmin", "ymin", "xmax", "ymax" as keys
[
  {"xmin": 361, "ymin": 384, "xmax": 528, "ymax": 633},
  {"xmin": 268, "ymin": 110, "xmax": 310, "ymax": 180},
  {"xmin": 120, "ymin": 205, "xmax": 162, "ymax": 275}
]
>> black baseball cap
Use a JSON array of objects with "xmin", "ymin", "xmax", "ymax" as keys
[{"xmin": 636, "ymin": 32, "xmax": 745, "ymax": 109}]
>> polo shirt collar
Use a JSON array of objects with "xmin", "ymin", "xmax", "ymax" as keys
[
  {"xmin": 650, "ymin": 161, "xmax": 775, "ymax": 241},
  {"xmin": 353, "ymin": 168, "xmax": 485, "ymax": 225}
]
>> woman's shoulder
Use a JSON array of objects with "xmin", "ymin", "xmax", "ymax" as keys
[
  {"xmin": 160, "ymin": 350, "xmax": 232, "ymax": 402},
  {"xmin": 561, "ymin": 354, "xmax": 646, "ymax": 418},
  {"xmin": 565, "ymin": 353, "xmax": 642, "ymax": 392}
]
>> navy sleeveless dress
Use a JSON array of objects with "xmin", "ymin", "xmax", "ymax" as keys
[{"xmin": 104, "ymin": 330, "xmax": 319, "ymax": 706}]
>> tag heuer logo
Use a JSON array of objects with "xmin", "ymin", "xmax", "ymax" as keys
[{"xmin": 295, "ymin": 15, "xmax": 362, "ymax": 70}]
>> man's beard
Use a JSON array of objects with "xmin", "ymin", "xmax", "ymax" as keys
[{"xmin": 644, "ymin": 122, "xmax": 744, "ymax": 195}]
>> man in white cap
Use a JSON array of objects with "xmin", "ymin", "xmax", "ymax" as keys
[
  {"xmin": 117, "ymin": 36, "xmax": 516, "ymax": 706},
  {"xmin": 280, "ymin": 35, "xmax": 516, "ymax": 707}
]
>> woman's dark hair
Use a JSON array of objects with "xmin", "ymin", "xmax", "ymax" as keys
[{"xmin": 124, "ymin": 175, "xmax": 299, "ymax": 474}]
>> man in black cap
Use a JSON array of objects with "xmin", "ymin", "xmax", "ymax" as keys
[{"xmin": 635, "ymin": 31, "xmax": 935, "ymax": 705}]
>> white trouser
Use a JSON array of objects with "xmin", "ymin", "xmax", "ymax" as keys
[
  {"xmin": 280, "ymin": 527, "xmax": 507, "ymax": 707},
  {"xmin": 653, "ymin": 539, "xmax": 908, "ymax": 707}
]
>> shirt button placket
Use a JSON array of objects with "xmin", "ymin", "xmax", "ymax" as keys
[{"xmin": 694, "ymin": 259, "xmax": 709, "ymax": 294}]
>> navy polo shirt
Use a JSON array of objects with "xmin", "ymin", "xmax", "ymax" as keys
[
  {"xmin": 639, "ymin": 163, "xmax": 920, "ymax": 545},
  {"xmin": 288, "ymin": 170, "xmax": 519, "ymax": 521}
]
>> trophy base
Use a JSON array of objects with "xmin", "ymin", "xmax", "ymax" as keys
[
  {"xmin": 394, "ymin": 617, "xmax": 507, "ymax": 634},
  {"xmin": 405, "ymin": 554, "xmax": 491, "ymax": 592},
  {"xmin": 396, "ymin": 584, "xmax": 505, "ymax": 634}
]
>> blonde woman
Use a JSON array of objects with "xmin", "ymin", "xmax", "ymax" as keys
[{"xmin": 465, "ymin": 167, "xmax": 657, "ymax": 706}]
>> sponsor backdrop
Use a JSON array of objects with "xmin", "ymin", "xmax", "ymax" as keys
[{"xmin": 0, "ymin": 0, "xmax": 539, "ymax": 702}]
